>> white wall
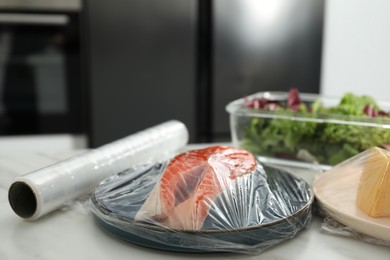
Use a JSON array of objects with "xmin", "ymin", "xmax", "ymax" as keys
[{"xmin": 320, "ymin": 0, "xmax": 390, "ymax": 100}]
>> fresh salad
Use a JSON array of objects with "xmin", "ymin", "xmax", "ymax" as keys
[{"xmin": 241, "ymin": 88, "xmax": 390, "ymax": 165}]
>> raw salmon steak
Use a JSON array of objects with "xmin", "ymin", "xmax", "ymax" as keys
[{"xmin": 135, "ymin": 146, "xmax": 256, "ymax": 230}]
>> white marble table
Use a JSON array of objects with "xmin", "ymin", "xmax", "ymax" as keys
[{"xmin": 1, "ymin": 149, "xmax": 390, "ymax": 260}]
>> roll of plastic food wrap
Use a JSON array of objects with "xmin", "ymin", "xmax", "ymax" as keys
[{"xmin": 8, "ymin": 120, "xmax": 189, "ymax": 221}]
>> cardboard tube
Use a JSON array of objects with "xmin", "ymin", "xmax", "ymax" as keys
[{"xmin": 8, "ymin": 120, "xmax": 189, "ymax": 220}]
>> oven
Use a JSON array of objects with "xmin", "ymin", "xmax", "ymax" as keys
[{"xmin": 0, "ymin": 0, "xmax": 84, "ymax": 136}]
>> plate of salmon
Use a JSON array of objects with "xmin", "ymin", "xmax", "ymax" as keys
[{"xmin": 91, "ymin": 146, "xmax": 314, "ymax": 254}]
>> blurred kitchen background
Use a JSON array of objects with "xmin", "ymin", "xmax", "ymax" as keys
[{"xmin": 0, "ymin": 0, "xmax": 389, "ymax": 149}]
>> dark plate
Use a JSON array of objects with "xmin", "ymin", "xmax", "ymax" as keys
[{"xmin": 91, "ymin": 162, "xmax": 314, "ymax": 253}]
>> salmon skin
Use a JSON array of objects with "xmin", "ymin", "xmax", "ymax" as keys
[{"xmin": 135, "ymin": 146, "xmax": 256, "ymax": 230}]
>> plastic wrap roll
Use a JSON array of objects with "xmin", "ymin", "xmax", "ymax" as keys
[{"xmin": 8, "ymin": 120, "xmax": 189, "ymax": 221}]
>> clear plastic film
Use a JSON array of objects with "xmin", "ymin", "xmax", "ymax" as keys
[
  {"xmin": 8, "ymin": 120, "xmax": 189, "ymax": 221},
  {"xmin": 91, "ymin": 146, "xmax": 313, "ymax": 254},
  {"xmin": 313, "ymin": 147, "xmax": 390, "ymax": 245}
]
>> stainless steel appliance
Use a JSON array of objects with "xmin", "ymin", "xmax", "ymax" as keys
[
  {"xmin": 84, "ymin": 0, "xmax": 196, "ymax": 147},
  {"xmin": 212, "ymin": 0, "xmax": 324, "ymax": 140},
  {"xmin": 0, "ymin": 0, "xmax": 84, "ymax": 135},
  {"xmin": 85, "ymin": 0, "xmax": 324, "ymax": 146}
]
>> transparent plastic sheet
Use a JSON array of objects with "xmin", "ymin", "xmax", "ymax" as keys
[
  {"xmin": 91, "ymin": 146, "xmax": 314, "ymax": 255},
  {"xmin": 8, "ymin": 120, "xmax": 189, "ymax": 220},
  {"xmin": 313, "ymin": 147, "xmax": 390, "ymax": 245},
  {"xmin": 320, "ymin": 216, "xmax": 390, "ymax": 247}
]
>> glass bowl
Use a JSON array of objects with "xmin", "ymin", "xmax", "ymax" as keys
[{"xmin": 226, "ymin": 91, "xmax": 390, "ymax": 167}]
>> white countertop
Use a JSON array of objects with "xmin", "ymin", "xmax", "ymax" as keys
[{"xmin": 1, "ymin": 149, "xmax": 390, "ymax": 260}]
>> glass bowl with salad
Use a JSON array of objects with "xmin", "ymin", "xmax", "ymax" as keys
[{"xmin": 226, "ymin": 88, "xmax": 390, "ymax": 167}]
